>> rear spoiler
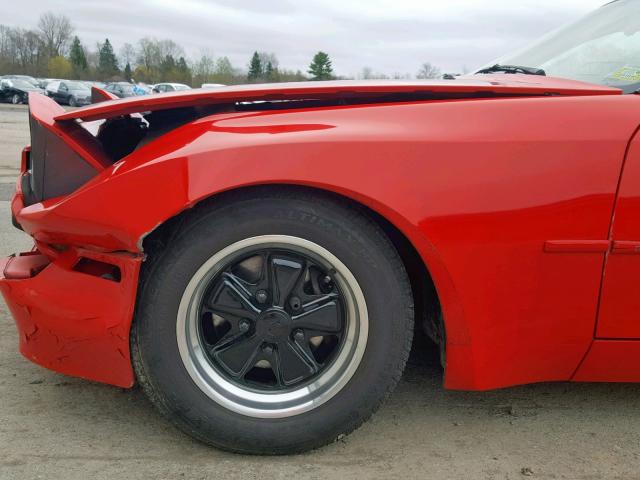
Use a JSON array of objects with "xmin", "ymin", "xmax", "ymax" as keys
[{"xmin": 54, "ymin": 78, "xmax": 622, "ymax": 123}]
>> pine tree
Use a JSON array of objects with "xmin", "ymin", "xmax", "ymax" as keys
[
  {"xmin": 98, "ymin": 38, "xmax": 119, "ymax": 79},
  {"xmin": 69, "ymin": 36, "xmax": 88, "ymax": 75},
  {"xmin": 176, "ymin": 56, "xmax": 191, "ymax": 84},
  {"xmin": 265, "ymin": 61, "xmax": 274, "ymax": 81},
  {"xmin": 247, "ymin": 51, "xmax": 263, "ymax": 82},
  {"xmin": 308, "ymin": 51, "xmax": 333, "ymax": 80},
  {"xmin": 124, "ymin": 62, "xmax": 132, "ymax": 81},
  {"xmin": 160, "ymin": 54, "xmax": 176, "ymax": 79}
]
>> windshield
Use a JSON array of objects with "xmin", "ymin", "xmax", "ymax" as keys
[
  {"xmin": 12, "ymin": 80, "xmax": 34, "ymax": 89},
  {"xmin": 66, "ymin": 81, "xmax": 88, "ymax": 91},
  {"xmin": 487, "ymin": 0, "xmax": 640, "ymax": 93}
]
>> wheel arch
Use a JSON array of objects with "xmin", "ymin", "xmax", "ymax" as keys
[{"xmin": 140, "ymin": 183, "xmax": 458, "ymax": 370}]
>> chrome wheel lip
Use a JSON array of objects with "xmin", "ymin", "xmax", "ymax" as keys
[{"xmin": 177, "ymin": 235, "xmax": 369, "ymax": 419}]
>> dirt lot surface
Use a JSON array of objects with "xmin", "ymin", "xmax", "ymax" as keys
[
  {"xmin": 0, "ymin": 104, "xmax": 28, "ymax": 170},
  {"xmin": 1, "ymin": 105, "xmax": 640, "ymax": 480}
]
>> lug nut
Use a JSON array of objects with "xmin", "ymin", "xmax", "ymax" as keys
[
  {"xmin": 262, "ymin": 344, "xmax": 274, "ymax": 355},
  {"xmin": 239, "ymin": 320, "xmax": 251, "ymax": 332},
  {"xmin": 294, "ymin": 330, "xmax": 305, "ymax": 342},
  {"xmin": 255, "ymin": 290, "xmax": 268, "ymax": 304},
  {"xmin": 289, "ymin": 296, "xmax": 301, "ymax": 311}
]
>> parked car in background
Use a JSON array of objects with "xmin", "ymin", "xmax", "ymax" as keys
[
  {"xmin": 46, "ymin": 80, "xmax": 92, "ymax": 106},
  {"xmin": 134, "ymin": 84, "xmax": 152, "ymax": 95},
  {"xmin": 201, "ymin": 83, "xmax": 226, "ymax": 88},
  {"xmin": 44, "ymin": 80, "xmax": 60, "ymax": 97},
  {"xmin": 104, "ymin": 82, "xmax": 141, "ymax": 98},
  {"xmin": 0, "ymin": 75, "xmax": 39, "ymax": 88},
  {"xmin": 36, "ymin": 78, "xmax": 61, "ymax": 89},
  {"xmin": 152, "ymin": 82, "xmax": 191, "ymax": 93},
  {"xmin": 83, "ymin": 81, "xmax": 106, "ymax": 90},
  {"xmin": 0, "ymin": 78, "xmax": 44, "ymax": 104}
]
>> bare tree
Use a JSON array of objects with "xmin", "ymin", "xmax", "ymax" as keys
[
  {"xmin": 0, "ymin": 25, "xmax": 11, "ymax": 58},
  {"xmin": 417, "ymin": 62, "xmax": 441, "ymax": 79},
  {"xmin": 37, "ymin": 12, "xmax": 73, "ymax": 57},
  {"xmin": 213, "ymin": 56, "xmax": 237, "ymax": 84},
  {"xmin": 360, "ymin": 66, "xmax": 390, "ymax": 80},
  {"xmin": 10, "ymin": 28, "xmax": 45, "ymax": 74},
  {"xmin": 193, "ymin": 51, "xmax": 215, "ymax": 83},
  {"xmin": 119, "ymin": 42, "xmax": 136, "ymax": 67},
  {"xmin": 136, "ymin": 38, "xmax": 159, "ymax": 70},
  {"xmin": 136, "ymin": 37, "xmax": 185, "ymax": 73},
  {"xmin": 259, "ymin": 52, "xmax": 278, "ymax": 70},
  {"xmin": 157, "ymin": 39, "xmax": 184, "ymax": 61}
]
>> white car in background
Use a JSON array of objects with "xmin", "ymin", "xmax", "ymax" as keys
[
  {"xmin": 44, "ymin": 80, "xmax": 61, "ymax": 97},
  {"xmin": 201, "ymin": 83, "xmax": 226, "ymax": 88},
  {"xmin": 152, "ymin": 82, "xmax": 191, "ymax": 93}
]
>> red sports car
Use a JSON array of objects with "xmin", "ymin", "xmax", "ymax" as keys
[{"xmin": 2, "ymin": 0, "xmax": 640, "ymax": 454}]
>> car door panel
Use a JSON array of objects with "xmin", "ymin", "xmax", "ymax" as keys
[
  {"xmin": 60, "ymin": 84, "xmax": 70, "ymax": 104},
  {"xmin": 52, "ymin": 84, "xmax": 62, "ymax": 103},
  {"xmin": 0, "ymin": 81, "xmax": 8, "ymax": 101},
  {"xmin": 596, "ymin": 129, "xmax": 640, "ymax": 338}
]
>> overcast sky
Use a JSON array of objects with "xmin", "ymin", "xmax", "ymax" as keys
[{"xmin": 6, "ymin": 0, "xmax": 605, "ymax": 77}]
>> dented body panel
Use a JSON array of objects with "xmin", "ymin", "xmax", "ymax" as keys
[
  {"xmin": 3, "ymin": 76, "xmax": 640, "ymax": 389},
  {"xmin": 0, "ymin": 249, "xmax": 141, "ymax": 387}
]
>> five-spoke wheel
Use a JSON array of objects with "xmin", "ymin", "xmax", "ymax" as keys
[
  {"xmin": 202, "ymin": 250, "xmax": 344, "ymax": 388},
  {"xmin": 177, "ymin": 235, "xmax": 368, "ymax": 417}
]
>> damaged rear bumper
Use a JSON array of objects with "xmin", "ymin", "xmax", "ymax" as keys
[{"xmin": 0, "ymin": 247, "xmax": 142, "ymax": 388}]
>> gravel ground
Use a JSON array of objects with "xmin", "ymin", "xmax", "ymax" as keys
[
  {"xmin": 1, "ymin": 105, "xmax": 640, "ymax": 480},
  {"xmin": 0, "ymin": 104, "xmax": 29, "ymax": 172}
]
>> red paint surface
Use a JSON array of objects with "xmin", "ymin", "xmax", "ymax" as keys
[
  {"xmin": 597, "ymin": 132, "xmax": 640, "ymax": 339},
  {"xmin": 543, "ymin": 240, "xmax": 611, "ymax": 254},
  {"xmin": 572, "ymin": 340, "xmax": 640, "ymax": 382},
  {"xmin": 3, "ymin": 77, "xmax": 640, "ymax": 389},
  {"xmin": 3, "ymin": 253, "xmax": 50, "ymax": 279},
  {"xmin": 90, "ymin": 85, "xmax": 118, "ymax": 103},
  {"xmin": 0, "ymin": 248, "xmax": 141, "ymax": 387}
]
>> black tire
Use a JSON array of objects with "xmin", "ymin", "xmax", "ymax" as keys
[
  {"xmin": 132, "ymin": 189, "xmax": 414, "ymax": 454},
  {"xmin": 11, "ymin": 94, "xmax": 21, "ymax": 105},
  {"xmin": 69, "ymin": 96, "xmax": 76, "ymax": 107}
]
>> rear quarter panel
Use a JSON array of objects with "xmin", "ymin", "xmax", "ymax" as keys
[{"xmin": 18, "ymin": 94, "xmax": 640, "ymax": 389}]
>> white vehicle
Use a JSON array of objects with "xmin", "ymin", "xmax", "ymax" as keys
[
  {"xmin": 44, "ymin": 80, "xmax": 61, "ymax": 97},
  {"xmin": 152, "ymin": 82, "xmax": 191, "ymax": 93},
  {"xmin": 201, "ymin": 83, "xmax": 226, "ymax": 88}
]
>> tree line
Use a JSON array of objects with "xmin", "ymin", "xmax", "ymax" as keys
[{"xmin": 0, "ymin": 12, "xmax": 444, "ymax": 86}]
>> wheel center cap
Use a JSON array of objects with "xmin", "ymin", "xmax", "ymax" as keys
[{"xmin": 258, "ymin": 308, "xmax": 292, "ymax": 340}]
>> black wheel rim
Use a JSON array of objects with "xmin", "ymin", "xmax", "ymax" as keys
[{"xmin": 198, "ymin": 248, "xmax": 346, "ymax": 391}]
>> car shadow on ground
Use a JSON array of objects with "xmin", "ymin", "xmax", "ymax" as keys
[{"xmin": 10, "ymin": 332, "xmax": 640, "ymax": 449}]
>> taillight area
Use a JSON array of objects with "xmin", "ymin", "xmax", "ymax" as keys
[
  {"xmin": 1, "ymin": 252, "xmax": 50, "ymax": 280},
  {"xmin": 20, "ymin": 146, "xmax": 31, "ymax": 172}
]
